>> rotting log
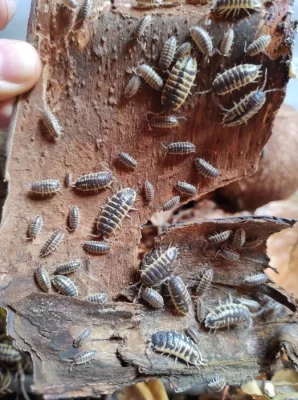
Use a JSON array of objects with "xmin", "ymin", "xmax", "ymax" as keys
[{"xmin": 0, "ymin": 0, "xmax": 297, "ymax": 398}]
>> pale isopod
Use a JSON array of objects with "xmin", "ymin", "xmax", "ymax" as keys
[
  {"xmin": 68, "ymin": 205, "xmax": 80, "ymax": 232},
  {"xmin": 124, "ymin": 74, "xmax": 141, "ymax": 99},
  {"xmin": 35, "ymin": 266, "xmax": 51, "ymax": 292},
  {"xmin": 220, "ymin": 248, "xmax": 240, "ymax": 261},
  {"xmin": 190, "ymin": 26, "xmax": 213, "ymax": 56},
  {"xmin": 134, "ymin": 15, "xmax": 152, "ymax": 40},
  {"xmin": 246, "ymin": 34, "xmax": 271, "ymax": 56},
  {"xmin": 144, "ymin": 180, "xmax": 155, "ymax": 202},
  {"xmin": 118, "ymin": 152, "xmax": 137, "ymax": 169},
  {"xmin": 220, "ymin": 27, "xmax": 234, "ymax": 56},
  {"xmin": 52, "ymin": 275, "xmax": 78, "ymax": 297},
  {"xmin": 31, "ymin": 179, "xmax": 61, "ymax": 195},
  {"xmin": 168, "ymin": 275, "xmax": 192, "ymax": 315},
  {"xmin": 175, "ymin": 181, "xmax": 197, "ymax": 195},
  {"xmin": 176, "ymin": 42, "xmax": 191, "ymax": 59},
  {"xmin": 69, "ymin": 350, "xmax": 97, "ymax": 371},
  {"xmin": 83, "ymin": 241, "xmax": 111, "ymax": 254},
  {"xmin": 73, "ymin": 328, "xmax": 91, "ymax": 348},
  {"xmin": 159, "ymin": 36, "xmax": 177, "ymax": 70},
  {"xmin": 207, "ymin": 375, "xmax": 226, "ymax": 392},
  {"xmin": 62, "ymin": 0, "xmax": 78, "ymax": 8},
  {"xmin": 162, "ymin": 196, "xmax": 180, "ymax": 211},
  {"xmin": 208, "ymin": 230, "xmax": 232, "ymax": 244},
  {"xmin": 196, "ymin": 268, "xmax": 213, "ymax": 296},
  {"xmin": 74, "ymin": 171, "xmax": 113, "ymax": 191},
  {"xmin": 243, "ymin": 273, "xmax": 270, "ymax": 286},
  {"xmin": 213, "ymin": 0, "xmax": 262, "ymax": 18},
  {"xmin": 55, "ymin": 260, "xmax": 82, "ymax": 275},
  {"xmin": 79, "ymin": 0, "xmax": 93, "ymax": 20},
  {"xmin": 40, "ymin": 230, "xmax": 65, "ymax": 257},
  {"xmin": 236, "ymin": 297, "xmax": 261, "ymax": 312},
  {"xmin": 83, "ymin": 293, "xmax": 109, "ymax": 303},
  {"xmin": 232, "ymin": 228, "xmax": 246, "ymax": 248},
  {"xmin": 136, "ymin": 64, "xmax": 163, "ymax": 91},
  {"xmin": 195, "ymin": 158, "xmax": 221, "ymax": 178},
  {"xmin": 148, "ymin": 115, "xmax": 187, "ymax": 129},
  {"xmin": 196, "ymin": 297, "xmax": 206, "ymax": 322},
  {"xmin": 142, "ymin": 287, "xmax": 164, "ymax": 308},
  {"xmin": 27, "ymin": 215, "xmax": 43, "ymax": 240},
  {"xmin": 42, "ymin": 110, "xmax": 63, "ymax": 139},
  {"xmin": 185, "ymin": 327, "xmax": 200, "ymax": 344},
  {"xmin": 162, "ymin": 141, "xmax": 196, "ymax": 154}
]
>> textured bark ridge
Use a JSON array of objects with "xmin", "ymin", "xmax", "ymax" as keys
[{"xmin": 0, "ymin": 0, "xmax": 297, "ymax": 398}]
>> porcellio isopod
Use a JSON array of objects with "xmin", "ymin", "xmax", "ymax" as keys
[
  {"xmin": 97, "ymin": 188, "xmax": 137, "ymax": 237},
  {"xmin": 141, "ymin": 246, "xmax": 178, "ymax": 286},
  {"xmin": 134, "ymin": 15, "xmax": 152, "ymax": 40},
  {"xmin": 79, "ymin": 0, "xmax": 93, "ymax": 20},
  {"xmin": 162, "ymin": 196, "xmax": 180, "ymax": 211},
  {"xmin": 176, "ymin": 42, "xmax": 191, "ymax": 59},
  {"xmin": 196, "ymin": 297, "xmax": 206, "ymax": 322},
  {"xmin": 159, "ymin": 36, "xmax": 177, "ymax": 70},
  {"xmin": 161, "ymin": 56, "xmax": 197, "ymax": 111},
  {"xmin": 35, "ymin": 266, "xmax": 51, "ymax": 292},
  {"xmin": 52, "ymin": 275, "xmax": 78, "ymax": 297},
  {"xmin": 185, "ymin": 327, "xmax": 200, "ymax": 344},
  {"xmin": 69, "ymin": 350, "xmax": 97, "ymax": 371},
  {"xmin": 83, "ymin": 241, "xmax": 111, "ymax": 255},
  {"xmin": 168, "ymin": 276, "xmax": 192, "ymax": 315},
  {"xmin": 196, "ymin": 268, "xmax": 213, "ymax": 296},
  {"xmin": 151, "ymin": 331, "xmax": 206, "ymax": 369},
  {"xmin": 246, "ymin": 34, "xmax": 271, "ymax": 56},
  {"xmin": 74, "ymin": 171, "xmax": 113, "ymax": 191},
  {"xmin": 213, "ymin": 0, "xmax": 262, "ymax": 18},
  {"xmin": 208, "ymin": 230, "xmax": 232, "ymax": 244},
  {"xmin": 144, "ymin": 180, "xmax": 155, "ymax": 202},
  {"xmin": 236, "ymin": 297, "xmax": 261, "ymax": 312},
  {"xmin": 62, "ymin": 0, "xmax": 78, "ymax": 9},
  {"xmin": 124, "ymin": 74, "xmax": 141, "ymax": 99},
  {"xmin": 195, "ymin": 158, "xmax": 221, "ymax": 178},
  {"xmin": 42, "ymin": 110, "xmax": 63, "ymax": 139},
  {"xmin": 68, "ymin": 205, "xmax": 80, "ymax": 232},
  {"xmin": 27, "ymin": 215, "xmax": 43, "ymax": 240},
  {"xmin": 31, "ymin": 179, "xmax": 61, "ymax": 195},
  {"xmin": 220, "ymin": 248, "xmax": 240, "ymax": 261},
  {"xmin": 220, "ymin": 28, "xmax": 234, "ymax": 56},
  {"xmin": 163, "ymin": 141, "xmax": 196, "ymax": 154},
  {"xmin": 148, "ymin": 115, "xmax": 187, "ymax": 129},
  {"xmin": 118, "ymin": 152, "xmax": 137, "ymax": 169},
  {"xmin": 142, "ymin": 287, "xmax": 164, "ymax": 308},
  {"xmin": 134, "ymin": 0, "xmax": 161, "ymax": 8},
  {"xmin": 243, "ymin": 273, "xmax": 270, "ymax": 286},
  {"xmin": 40, "ymin": 230, "xmax": 65, "ymax": 257},
  {"xmin": 232, "ymin": 228, "xmax": 246, "ymax": 248},
  {"xmin": 175, "ymin": 181, "xmax": 197, "ymax": 195},
  {"xmin": 83, "ymin": 293, "xmax": 109, "ymax": 303},
  {"xmin": 0, "ymin": 344, "xmax": 22, "ymax": 363},
  {"xmin": 73, "ymin": 328, "xmax": 91, "ymax": 348},
  {"xmin": 190, "ymin": 27, "xmax": 213, "ymax": 56},
  {"xmin": 55, "ymin": 259, "xmax": 82, "ymax": 275},
  {"xmin": 65, "ymin": 171, "xmax": 72, "ymax": 187},
  {"xmin": 207, "ymin": 375, "xmax": 226, "ymax": 392},
  {"xmin": 136, "ymin": 65, "xmax": 163, "ymax": 91}
]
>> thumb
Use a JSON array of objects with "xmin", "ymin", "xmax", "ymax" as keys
[{"xmin": 0, "ymin": 0, "xmax": 17, "ymax": 30}]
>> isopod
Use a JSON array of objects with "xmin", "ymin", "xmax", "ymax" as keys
[
  {"xmin": 159, "ymin": 36, "xmax": 177, "ymax": 70},
  {"xmin": 196, "ymin": 297, "xmax": 206, "ymax": 322},
  {"xmin": 232, "ymin": 228, "xmax": 246, "ymax": 248},
  {"xmin": 97, "ymin": 188, "xmax": 137, "ymax": 237},
  {"xmin": 207, "ymin": 375, "xmax": 226, "ymax": 392},
  {"xmin": 168, "ymin": 276, "xmax": 192, "ymax": 315},
  {"xmin": 31, "ymin": 179, "xmax": 61, "ymax": 195},
  {"xmin": 196, "ymin": 268, "xmax": 213, "ymax": 296},
  {"xmin": 136, "ymin": 65, "xmax": 163, "ymax": 91},
  {"xmin": 176, "ymin": 42, "xmax": 191, "ymax": 59},
  {"xmin": 73, "ymin": 171, "xmax": 113, "ymax": 191},
  {"xmin": 83, "ymin": 293, "xmax": 109, "ymax": 303},
  {"xmin": 185, "ymin": 327, "xmax": 200, "ymax": 344},
  {"xmin": 0, "ymin": 344, "xmax": 22, "ymax": 363},
  {"xmin": 117, "ymin": 152, "xmax": 137, "ymax": 169},
  {"xmin": 213, "ymin": 0, "xmax": 262, "ymax": 18},
  {"xmin": 55, "ymin": 259, "xmax": 82, "ymax": 275},
  {"xmin": 148, "ymin": 115, "xmax": 187, "ymax": 129},
  {"xmin": 42, "ymin": 110, "xmax": 63, "ymax": 139},
  {"xmin": 79, "ymin": 0, "xmax": 93, "ymax": 20},
  {"xmin": 162, "ymin": 196, "xmax": 180, "ymax": 211},
  {"xmin": 40, "ymin": 230, "xmax": 65, "ymax": 257},
  {"xmin": 190, "ymin": 26, "xmax": 213, "ymax": 56},
  {"xmin": 134, "ymin": 0, "xmax": 161, "ymax": 8},
  {"xmin": 68, "ymin": 205, "xmax": 80, "ymax": 232},
  {"xmin": 35, "ymin": 266, "xmax": 51, "ymax": 292},
  {"xmin": 83, "ymin": 241, "xmax": 111, "ymax": 254},
  {"xmin": 124, "ymin": 74, "xmax": 141, "ymax": 99},
  {"xmin": 144, "ymin": 180, "xmax": 155, "ymax": 202},
  {"xmin": 162, "ymin": 141, "xmax": 196, "ymax": 154},
  {"xmin": 236, "ymin": 297, "xmax": 261, "ymax": 312},
  {"xmin": 141, "ymin": 246, "xmax": 178, "ymax": 286},
  {"xmin": 142, "ymin": 287, "xmax": 164, "ymax": 308},
  {"xmin": 65, "ymin": 171, "xmax": 72, "ymax": 187},
  {"xmin": 220, "ymin": 27, "xmax": 234, "ymax": 56},
  {"xmin": 243, "ymin": 273, "xmax": 270, "ymax": 286},
  {"xmin": 208, "ymin": 230, "xmax": 232, "ymax": 244},
  {"xmin": 73, "ymin": 328, "xmax": 91, "ymax": 348},
  {"xmin": 62, "ymin": 0, "xmax": 78, "ymax": 8},
  {"xmin": 246, "ymin": 34, "xmax": 271, "ymax": 56},
  {"xmin": 161, "ymin": 56, "xmax": 197, "ymax": 111},
  {"xmin": 27, "ymin": 215, "xmax": 43, "ymax": 240},
  {"xmin": 175, "ymin": 181, "xmax": 197, "ymax": 195},
  {"xmin": 134, "ymin": 15, "xmax": 152, "ymax": 40},
  {"xmin": 52, "ymin": 275, "xmax": 78, "ymax": 297},
  {"xmin": 220, "ymin": 248, "xmax": 240, "ymax": 261},
  {"xmin": 151, "ymin": 331, "xmax": 206, "ymax": 369},
  {"xmin": 69, "ymin": 350, "xmax": 97, "ymax": 371},
  {"xmin": 195, "ymin": 158, "xmax": 221, "ymax": 178}
]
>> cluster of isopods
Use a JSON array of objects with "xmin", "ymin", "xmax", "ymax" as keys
[{"xmin": 68, "ymin": 328, "xmax": 97, "ymax": 370}]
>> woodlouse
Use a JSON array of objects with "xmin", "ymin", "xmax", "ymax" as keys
[
  {"xmin": 159, "ymin": 36, "xmax": 177, "ymax": 70},
  {"xmin": 65, "ymin": 171, "xmax": 72, "ymax": 187},
  {"xmin": 42, "ymin": 110, "xmax": 63, "ymax": 140},
  {"xmin": 142, "ymin": 287, "xmax": 164, "ymax": 308},
  {"xmin": 31, "ymin": 179, "xmax": 61, "ymax": 195},
  {"xmin": 207, "ymin": 375, "xmax": 226, "ymax": 392},
  {"xmin": 220, "ymin": 248, "xmax": 240, "ymax": 261},
  {"xmin": 134, "ymin": 0, "xmax": 161, "ymax": 8},
  {"xmin": 243, "ymin": 273, "xmax": 270, "ymax": 286},
  {"xmin": 220, "ymin": 27, "xmax": 234, "ymax": 56},
  {"xmin": 161, "ymin": 56, "xmax": 197, "ymax": 111},
  {"xmin": 52, "ymin": 275, "xmax": 78, "ymax": 297},
  {"xmin": 55, "ymin": 260, "xmax": 82, "ymax": 275},
  {"xmin": 213, "ymin": 0, "xmax": 262, "ymax": 18},
  {"xmin": 74, "ymin": 171, "xmax": 113, "ymax": 191},
  {"xmin": 27, "ymin": 215, "xmax": 43, "ymax": 240},
  {"xmin": 185, "ymin": 327, "xmax": 200, "ymax": 344},
  {"xmin": 208, "ymin": 230, "xmax": 232, "ymax": 244},
  {"xmin": 175, "ymin": 181, "xmax": 197, "ymax": 195},
  {"xmin": 83, "ymin": 293, "xmax": 109, "ymax": 303},
  {"xmin": 83, "ymin": 241, "xmax": 111, "ymax": 255},
  {"xmin": 190, "ymin": 26, "xmax": 213, "ymax": 56},
  {"xmin": 168, "ymin": 276, "xmax": 192, "ymax": 315},
  {"xmin": 162, "ymin": 196, "xmax": 180, "ymax": 211},
  {"xmin": 236, "ymin": 297, "xmax": 261, "ymax": 312},
  {"xmin": 124, "ymin": 74, "xmax": 141, "ymax": 99},
  {"xmin": 35, "ymin": 266, "xmax": 51, "ymax": 292},
  {"xmin": 79, "ymin": 0, "xmax": 93, "ymax": 20},
  {"xmin": 232, "ymin": 228, "xmax": 246, "ymax": 248},
  {"xmin": 148, "ymin": 115, "xmax": 187, "ymax": 129},
  {"xmin": 62, "ymin": 0, "xmax": 78, "ymax": 8},
  {"xmin": 162, "ymin": 141, "xmax": 196, "ymax": 155},
  {"xmin": 117, "ymin": 152, "xmax": 137, "ymax": 169},
  {"xmin": 144, "ymin": 180, "xmax": 155, "ymax": 202},
  {"xmin": 246, "ymin": 34, "xmax": 271, "ymax": 56},
  {"xmin": 136, "ymin": 65, "xmax": 163, "ymax": 91},
  {"xmin": 68, "ymin": 205, "xmax": 80, "ymax": 232},
  {"xmin": 176, "ymin": 42, "xmax": 191, "ymax": 59},
  {"xmin": 40, "ymin": 230, "xmax": 65, "ymax": 257},
  {"xmin": 69, "ymin": 350, "xmax": 97, "ymax": 371},
  {"xmin": 0, "ymin": 344, "xmax": 22, "ymax": 363},
  {"xmin": 151, "ymin": 331, "xmax": 206, "ymax": 369},
  {"xmin": 196, "ymin": 297, "xmax": 206, "ymax": 322},
  {"xmin": 97, "ymin": 188, "xmax": 137, "ymax": 237},
  {"xmin": 141, "ymin": 246, "xmax": 178, "ymax": 286},
  {"xmin": 196, "ymin": 268, "xmax": 213, "ymax": 297},
  {"xmin": 195, "ymin": 158, "xmax": 221, "ymax": 178},
  {"xmin": 134, "ymin": 15, "xmax": 152, "ymax": 40},
  {"xmin": 73, "ymin": 328, "xmax": 92, "ymax": 348}
]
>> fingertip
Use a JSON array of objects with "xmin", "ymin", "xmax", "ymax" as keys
[{"xmin": 0, "ymin": 0, "xmax": 17, "ymax": 30}]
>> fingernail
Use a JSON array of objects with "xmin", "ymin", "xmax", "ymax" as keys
[
  {"xmin": 0, "ymin": 40, "xmax": 39, "ymax": 84},
  {"xmin": 7, "ymin": 0, "xmax": 17, "ymax": 24}
]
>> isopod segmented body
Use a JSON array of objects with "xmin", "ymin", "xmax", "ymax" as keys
[
  {"xmin": 196, "ymin": 268, "xmax": 213, "ymax": 296},
  {"xmin": 220, "ymin": 248, "xmax": 240, "ymax": 261},
  {"xmin": 176, "ymin": 42, "xmax": 191, "ymax": 59},
  {"xmin": 27, "ymin": 215, "xmax": 43, "ymax": 240},
  {"xmin": 142, "ymin": 287, "xmax": 164, "ymax": 308},
  {"xmin": 243, "ymin": 273, "xmax": 270, "ymax": 286},
  {"xmin": 207, "ymin": 375, "xmax": 226, "ymax": 392},
  {"xmin": 195, "ymin": 158, "xmax": 221, "ymax": 178},
  {"xmin": 52, "ymin": 275, "xmax": 78, "ymax": 297},
  {"xmin": 161, "ymin": 56, "xmax": 197, "ymax": 111},
  {"xmin": 83, "ymin": 241, "xmax": 111, "ymax": 254},
  {"xmin": 83, "ymin": 293, "xmax": 109, "ymax": 303},
  {"xmin": 220, "ymin": 27, "xmax": 234, "ymax": 56},
  {"xmin": 42, "ymin": 110, "xmax": 63, "ymax": 139},
  {"xmin": 151, "ymin": 331, "xmax": 206, "ymax": 369},
  {"xmin": 74, "ymin": 171, "xmax": 113, "ymax": 191},
  {"xmin": 134, "ymin": 15, "xmax": 152, "ymax": 39},
  {"xmin": 163, "ymin": 141, "xmax": 196, "ymax": 154},
  {"xmin": 246, "ymin": 34, "xmax": 271, "ymax": 56},
  {"xmin": 159, "ymin": 36, "xmax": 177, "ymax": 70},
  {"xmin": 35, "ymin": 266, "xmax": 51, "ymax": 292},
  {"xmin": 213, "ymin": 0, "xmax": 262, "ymax": 18},
  {"xmin": 97, "ymin": 188, "xmax": 137, "ymax": 237},
  {"xmin": 69, "ymin": 350, "xmax": 97, "ymax": 371},
  {"xmin": 232, "ymin": 228, "xmax": 246, "ymax": 248},
  {"xmin": 124, "ymin": 75, "xmax": 141, "ymax": 99},
  {"xmin": 162, "ymin": 196, "xmax": 180, "ymax": 211},
  {"xmin": 73, "ymin": 328, "xmax": 91, "ymax": 348},
  {"xmin": 148, "ymin": 115, "xmax": 187, "ymax": 129},
  {"xmin": 236, "ymin": 297, "xmax": 261, "ymax": 312},
  {"xmin": 144, "ymin": 180, "xmax": 155, "ymax": 202},
  {"xmin": 40, "ymin": 230, "xmax": 65, "ymax": 257},
  {"xmin": 62, "ymin": 0, "xmax": 78, "ymax": 9},
  {"xmin": 168, "ymin": 276, "xmax": 192, "ymax": 315},
  {"xmin": 65, "ymin": 171, "xmax": 72, "ymax": 187},
  {"xmin": 79, "ymin": 0, "xmax": 93, "ymax": 20},
  {"xmin": 208, "ymin": 230, "xmax": 232, "ymax": 244},
  {"xmin": 136, "ymin": 65, "xmax": 163, "ymax": 91},
  {"xmin": 0, "ymin": 344, "xmax": 22, "ymax": 363},
  {"xmin": 190, "ymin": 27, "xmax": 213, "ymax": 56},
  {"xmin": 175, "ymin": 181, "xmax": 197, "ymax": 195},
  {"xmin": 31, "ymin": 179, "xmax": 60, "ymax": 195},
  {"xmin": 134, "ymin": 0, "xmax": 161, "ymax": 8},
  {"xmin": 185, "ymin": 327, "xmax": 200, "ymax": 344},
  {"xmin": 118, "ymin": 152, "xmax": 137, "ymax": 169},
  {"xmin": 55, "ymin": 259, "xmax": 82, "ymax": 275},
  {"xmin": 68, "ymin": 205, "xmax": 80, "ymax": 232},
  {"xmin": 141, "ymin": 246, "xmax": 178, "ymax": 286},
  {"xmin": 212, "ymin": 64, "xmax": 262, "ymax": 95},
  {"xmin": 196, "ymin": 297, "xmax": 206, "ymax": 322}
]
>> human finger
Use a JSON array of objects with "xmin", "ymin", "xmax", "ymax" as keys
[{"xmin": 0, "ymin": 0, "xmax": 17, "ymax": 30}]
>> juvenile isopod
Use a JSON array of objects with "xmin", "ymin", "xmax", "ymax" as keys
[
  {"xmin": 185, "ymin": 327, "xmax": 200, "ymax": 344},
  {"xmin": 31, "ymin": 179, "xmax": 61, "ymax": 195},
  {"xmin": 142, "ymin": 287, "xmax": 164, "ymax": 308},
  {"xmin": 162, "ymin": 196, "xmax": 180, "ymax": 211},
  {"xmin": 0, "ymin": 344, "xmax": 22, "ymax": 363},
  {"xmin": 236, "ymin": 297, "xmax": 261, "ymax": 312},
  {"xmin": 117, "ymin": 152, "xmax": 137, "ymax": 169},
  {"xmin": 73, "ymin": 328, "xmax": 92, "ymax": 348},
  {"xmin": 134, "ymin": 0, "xmax": 161, "ymax": 8},
  {"xmin": 40, "ymin": 230, "xmax": 65, "ymax": 257},
  {"xmin": 195, "ymin": 158, "xmax": 221, "ymax": 178},
  {"xmin": 83, "ymin": 241, "xmax": 111, "ymax": 254},
  {"xmin": 65, "ymin": 171, "xmax": 72, "ymax": 187},
  {"xmin": 243, "ymin": 273, "xmax": 270, "ymax": 286},
  {"xmin": 196, "ymin": 268, "xmax": 213, "ymax": 296},
  {"xmin": 136, "ymin": 64, "xmax": 163, "ymax": 91},
  {"xmin": 73, "ymin": 171, "xmax": 113, "ymax": 191},
  {"xmin": 219, "ymin": 27, "xmax": 234, "ymax": 56},
  {"xmin": 55, "ymin": 259, "xmax": 82, "ymax": 275},
  {"xmin": 62, "ymin": 0, "xmax": 78, "ymax": 8},
  {"xmin": 232, "ymin": 228, "xmax": 246, "ymax": 248},
  {"xmin": 220, "ymin": 248, "xmax": 240, "ymax": 261},
  {"xmin": 207, "ymin": 375, "xmax": 226, "ymax": 392},
  {"xmin": 134, "ymin": 15, "xmax": 152, "ymax": 40},
  {"xmin": 159, "ymin": 36, "xmax": 177, "ymax": 70},
  {"xmin": 27, "ymin": 215, "xmax": 43, "ymax": 240},
  {"xmin": 68, "ymin": 205, "xmax": 80, "ymax": 232},
  {"xmin": 79, "ymin": 0, "xmax": 93, "ymax": 20},
  {"xmin": 176, "ymin": 42, "xmax": 191, "ymax": 59},
  {"xmin": 42, "ymin": 110, "xmax": 63, "ymax": 140},
  {"xmin": 245, "ymin": 34, "xmax": 271, "ymax": 56},
  {"xmin": 52, "ymin": 275, "xmax": 78, "ymax": 297},
  {"xmin": 196, "ymin": 297, "xmax": 206, "ymax": 322},
  {"xmin": 168, "ymin": 276, "xmax": 192, "ymax": 315},
  {"xmin": 83, "ymin": 293, "xmax": 109, "ymax": 303},
  {"xmin": 190, "ymin": 26, "xmax": 213, "ymax": 56},
  {"xmin": 148, "ymin": 115, "xmax": 187, "ymax": 130},
  {"xmin": 213, "ymin": 0, "xmax": 262, "ymax": 18},
  {"xmin": 144, "ymin": 180, "xmax": 155, "ymax": 203},
  {"xmin": 69, "ymin": 350, "xmax": 97, "ymax": 371},
  {"xmin": 35, "ymin": 266, "xmax": 51, "ymax": 292},
  {"xmin": 208, "ymin": 230, "xmax": 232, "ymax": 244},
  {"xmin": 162, "ymin": 141, "xmax": 196, "ymax": 155},
  {"xmin": 175, "ymin": 181, "xmax": 197, "ymax": 195},
  {"xmin": 124, "ymin": 74, "xmax": 141, "ymax": 99}
]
